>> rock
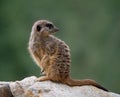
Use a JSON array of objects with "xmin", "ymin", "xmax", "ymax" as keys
[
  {"xmin": 10, "ymin": 76, "xmax": 36, "ymax": 97},
  {"xmin": 8, "ymin": 76, "xmax": 120, "ymax": 97},
  {"xmin": 0, "ymin": 76, "xmax": 119, "ymax": 97}
]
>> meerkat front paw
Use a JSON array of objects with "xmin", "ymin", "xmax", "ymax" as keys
[{"xmin": 40, "ymin": 69, "xmax": 46, "ymax": 76}]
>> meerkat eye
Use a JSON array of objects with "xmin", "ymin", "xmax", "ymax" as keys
[
  {"xmin": 46, "ymin": 23, "xmax": 54, "ymax": 29},
  {"xmin": 36, "ymin": 25, "xmax": 41, "ymax": 31}
]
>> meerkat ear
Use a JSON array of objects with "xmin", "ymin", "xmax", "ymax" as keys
[{"xmin": 36, "ymin": 25, "xmax": 41, "ymax": 31}]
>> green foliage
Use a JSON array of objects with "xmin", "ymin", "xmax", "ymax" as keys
[{"xmin": 0, "ymin": 0, "xmax": 120, "ymax": 93}]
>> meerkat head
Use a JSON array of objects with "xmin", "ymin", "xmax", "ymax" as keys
[{"xmin": 32, "ymin": 20, "xmax": 59, "ymax": 36}]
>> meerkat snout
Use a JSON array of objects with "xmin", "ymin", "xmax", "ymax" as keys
[{"xmin": 43, "ymin": 23, "xmax": 59, "ymax": 33}]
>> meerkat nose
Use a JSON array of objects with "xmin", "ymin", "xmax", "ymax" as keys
[{"xmin": 54, "ymin": 27, "xmax": 59, "ymax": 32}]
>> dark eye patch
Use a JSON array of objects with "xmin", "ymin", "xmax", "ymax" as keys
[
  {"xmin": 46, "ymin": 23, "xmax": 53, "ymax": 29},
  {"xmin": 36, "ymin": 25, "xmax": 41, "ymax": 31}
]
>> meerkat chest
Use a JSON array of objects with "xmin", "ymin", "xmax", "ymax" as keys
[{"xmin": 44, "ymin": 38, "xmax": 58, "ymax": 55}]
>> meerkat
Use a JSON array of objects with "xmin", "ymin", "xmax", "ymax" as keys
[{"xmin": 28, "ymin": 20, "xmax": 108, "ymax": 91}]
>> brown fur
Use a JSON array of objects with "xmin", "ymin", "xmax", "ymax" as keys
[{"xmin": 28, "ymin": 20, "xmax": 108, "ymax": 91}]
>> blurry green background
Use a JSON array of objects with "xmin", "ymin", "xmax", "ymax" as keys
[{"xmin": 0, "ymin": 0, "xmax": 120, "ymax": 93}]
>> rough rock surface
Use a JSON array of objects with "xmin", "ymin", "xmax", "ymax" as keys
[
  {"xmin": 0, "ymin": 76, "xmax": 120, "ymax": 97},
  {"xmin": 9, "ymin": 76, "xmax": 120, "ymax": 97}
]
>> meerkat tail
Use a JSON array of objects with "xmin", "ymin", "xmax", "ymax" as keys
[{"xmin": 64, "ymin": 77, "xmax": 108, "ymax": 91}]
